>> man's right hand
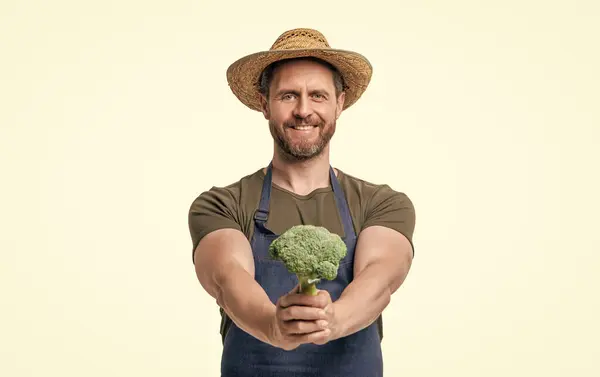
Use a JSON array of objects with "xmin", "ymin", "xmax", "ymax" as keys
[
  {"xmin": 194, "ymin": 229, "xmax": 332, "ymax": 351},
  {"xmin": 268, "ymin": 284, "xmax": 331, "ymax": 351}
]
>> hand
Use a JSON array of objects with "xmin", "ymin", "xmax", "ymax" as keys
[
  {"xmin": 310, "ymin": 289, "xmax": 339, "ymax": 345},
  {"xmin": 269, "ymin": 284, "xmax": 331, "ymax": 351}
]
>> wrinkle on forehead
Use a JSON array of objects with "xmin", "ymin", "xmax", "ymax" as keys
[{"xmin": 270, "ymin": 61, "xmax": 337, "ymax": 94}]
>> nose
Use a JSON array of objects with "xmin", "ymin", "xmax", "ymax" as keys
[{"xmin": 292, "ymin": 96, "xmax": 313, "ymax": 120}]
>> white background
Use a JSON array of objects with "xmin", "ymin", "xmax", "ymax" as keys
[{"xmin": 1, "ymin": 0, "xmax": 599, "ymax": 376}]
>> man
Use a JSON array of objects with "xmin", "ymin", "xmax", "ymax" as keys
[{"xmin": 189, "ymin": 28, "xmax": 416, "ymax": 377}]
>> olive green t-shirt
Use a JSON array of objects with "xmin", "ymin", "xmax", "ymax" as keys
[{"xmin": 188, "ymin": 167, "xmax": 416, "ymax": 341}]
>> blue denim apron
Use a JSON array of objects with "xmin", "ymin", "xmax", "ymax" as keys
[{"xmin": 220, "ymin": 162, "xmax": 383, "ymax": 377}]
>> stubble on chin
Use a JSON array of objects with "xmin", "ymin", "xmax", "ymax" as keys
[{"xmin": 268, "ymin": 119, "xmax": 335, "ymax": 161}]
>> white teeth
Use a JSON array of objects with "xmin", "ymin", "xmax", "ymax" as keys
[{"xmin": 293, "ymin": 126, "xmax": 314, "ymax": 130}]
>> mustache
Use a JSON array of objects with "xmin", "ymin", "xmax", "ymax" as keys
[{"xmin": 283, "ymin": 118, "xmax": 322, "ymax": 128}]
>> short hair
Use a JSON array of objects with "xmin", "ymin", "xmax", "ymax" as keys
[{"xmin": 258, "ymin": 57, "xmax": 346, "ymax": 98}]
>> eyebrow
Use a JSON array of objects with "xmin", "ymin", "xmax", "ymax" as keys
[{"xmin": 274, "ymin": 88, "xmax": 331, "ymax": 97}]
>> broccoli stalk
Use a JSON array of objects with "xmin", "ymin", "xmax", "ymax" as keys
[
  {"xmin": 297, "ymin": 274, "xmax": 321, "ymax": 296},
  {"xmin": 268, "ymin": 225, "xmax": 347, "ymax": 296}
]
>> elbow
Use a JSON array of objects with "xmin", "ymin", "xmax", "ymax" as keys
[
  {"xmin": 381, "ymin": 286, "xmax": 392, "ymax": 308},
  {"xmin": 194, "ymin": 256, "xmax": 223, "ymax": 303},
  {"xmin": 197, "ymin": 268, "xmax": 229, "ymax": 309},
  {"xmin": 214, "ymin": 283, "xmax": 226, "ymax": 308},
  {"xmin": 389, "ymin": 250, "xmax": 412, "ymax": 294},
  {"xmin": 195, "ymin": 268, "xmax": 219, "ymax": 302}
]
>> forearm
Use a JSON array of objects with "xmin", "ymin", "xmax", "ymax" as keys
[
  {"xmin": 194, "ymin": 229, "xmax": 277, "ymax": 346},
  {"xmin": 332, "ymin": 261, "xmax": 409, "ymax": 340},
  {"xmin": 215, "ymin": 264, "xmax": 276, "ymax": 345}
]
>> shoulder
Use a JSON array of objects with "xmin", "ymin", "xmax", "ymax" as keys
[
  {"xmin": 336, "ymin": 168, "xmax": 416, "ymax": 249},
  {"xmin": 188, "ymin": 168, "xmax": 265, "ymax": 256},
  {"xmin": 336, "ymin": 168, "xmax": 414, "ymax": 210},
  {"xmin": 189, "ymin": 168, "xmax": 264, "ymax": 213}
]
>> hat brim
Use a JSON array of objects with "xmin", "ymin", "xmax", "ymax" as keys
[{"xmin": 226, "ymin": 48, "xmax": 373, "ymax": 112}]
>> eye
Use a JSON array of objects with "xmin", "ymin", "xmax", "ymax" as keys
[{"xmin": 282, "ymin": 93, "xmax": 296, "ymax": 101}]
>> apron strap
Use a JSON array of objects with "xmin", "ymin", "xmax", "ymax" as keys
[
  {"xmin": 253, "ymin": 162, "xmax": 274, "ymax": 234},
  {"xmin": 254, "ymin": 161, "xmax": 356, "ymax": 239},
  {"xmin": 329, "ymin": 167, "xmax": 356, "ymax": 239}
]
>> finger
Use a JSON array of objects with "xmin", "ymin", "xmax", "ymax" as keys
[
  {"xmin": 307, "ymin": 328, "xmax": 332, "ymax": 345},
  {"xmin": 280, "ymin": 293, "xmax": 329, "ymax": 309},
  {"xmin": 312, "ymin": 337, "xmax": 330, "ymax": 346},
  {"xmin": 283, "ymin": 319, "xmax": 328, "ymax": 335},
  {"xmin": 315, "ymin": 291, "xmax": 331, "ymax": 308},
  {"xmin": 317, "ymin": 289, "xmax": 331, "ymax": 301},
  {"xmin": 288, "ymin": 328, "xmax": 331, "ymax": 344},
  {"xmin": 279, "ymin": 306, "xmax": 328, "ymax": 321},
  {"xmin": 288, "ymin": 283, "xmax": 301, "ymax": 295},
  {"xmin": 277, "ymin": 285, "xmax": 304, "ymax": 308}
]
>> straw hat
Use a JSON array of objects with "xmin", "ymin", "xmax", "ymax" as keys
[{"xmin": 226, "ymin": 28, "xmax": 373, "ymax": 112}]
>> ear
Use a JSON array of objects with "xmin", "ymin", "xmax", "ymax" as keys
[
  {"xmin": 335, "ymin": 91, "xmax": 346, "ymax": 119},
  {"xmin": 258, "ymin": 93, "xmax": 270, "ymax": 119}
]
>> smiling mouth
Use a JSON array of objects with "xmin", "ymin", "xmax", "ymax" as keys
[{"xmin": 289, "ymin": 125, "xmax": 318, "ymax": 130}]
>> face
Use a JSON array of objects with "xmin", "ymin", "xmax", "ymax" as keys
[{"xmin": 259, "ymin": 59, "xmax": 345, "ymax": 161}]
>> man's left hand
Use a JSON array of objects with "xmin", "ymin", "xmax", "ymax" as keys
[{"xmin": 311, "ymin": 289, "xmax": 342, "ymax": 345}]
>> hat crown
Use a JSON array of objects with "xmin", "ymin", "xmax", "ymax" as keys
[
  {"xmin": 270, "ymin": 28, "xmax": 331, "ymax": 50},
  {"xmin": 227, "ymin": 28, "xmax": 372, "ymax": 112}
]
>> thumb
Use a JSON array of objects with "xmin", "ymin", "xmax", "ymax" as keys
[
  {"xmin": 317, "ymin": 289, "xmax": 329, "ymax": 297},
  {"xmin": 288, "ymin": 283, "xmax": 301, "ymax": 295}
]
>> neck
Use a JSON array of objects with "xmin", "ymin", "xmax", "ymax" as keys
[{"xmin": 270, "ymin": 147, "xmax": 333, "ymax": 196}]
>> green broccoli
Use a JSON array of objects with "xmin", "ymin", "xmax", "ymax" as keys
[{"xmin": 268, "ymin": 225, "xmax": 347, "ymax": 296}]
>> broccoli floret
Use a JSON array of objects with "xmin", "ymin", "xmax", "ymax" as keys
[{"xmin": 268, "ymin": 225, "xmax": 347, "ymax": 296}]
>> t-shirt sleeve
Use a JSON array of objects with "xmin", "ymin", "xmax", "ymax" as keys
[
  {"xmin": 188, "ymin": 186, "xmax": 242, "ymax": 263},
  {"xmin": 362, "ymin": 185, "xmax": 416, "ymax": 255}
]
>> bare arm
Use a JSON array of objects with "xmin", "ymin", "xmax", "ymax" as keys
[
  {"xmin": 194, "ymin": 228, "xmax": 276, "ymax": 345},
  {"xmin": 329, "ymin": 225, "xmax": 413, "ymax": 340}
]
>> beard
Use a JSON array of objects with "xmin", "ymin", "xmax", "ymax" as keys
[{"xmin": 269, "ymin": 116, "xmax": 336, "ymax": 161}]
